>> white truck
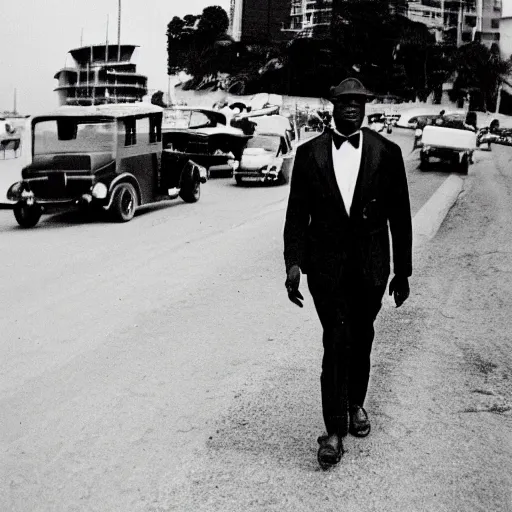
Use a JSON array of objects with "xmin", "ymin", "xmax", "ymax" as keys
[{"xmin": 419, "ymin": 124, "xmax": 477, "ymax": 175}]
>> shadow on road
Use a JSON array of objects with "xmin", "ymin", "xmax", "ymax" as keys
[
  {"xmin": 230, "ymin": 181, "xmax": 287, "ymax": 189},
  {"xmin": 0, "ymin": 199, "xmax": 190, "ymax": 233}
]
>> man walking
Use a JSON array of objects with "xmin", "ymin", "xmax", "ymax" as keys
[{"xmin": 283, "ymin": 78, "xmax": 412, "ymax": 469}]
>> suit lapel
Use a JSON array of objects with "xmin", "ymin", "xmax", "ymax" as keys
[{"xmin": 350, "ymin": 128, "xmax": 376, "ymax": 218}]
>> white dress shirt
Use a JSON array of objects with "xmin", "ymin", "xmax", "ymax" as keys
[{"xmin": 331, "ymin": 128, "xmax": 363, "ymax": 216}]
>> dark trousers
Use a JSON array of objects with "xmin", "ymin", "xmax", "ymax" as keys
[{"xmin": 308, "ymin": 274, "xmax": 386, "ymax": 437}]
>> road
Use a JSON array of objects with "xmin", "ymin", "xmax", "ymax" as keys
[{"xmin": 1, "ymin": 129, "xmax": 511, "ymax": 511}]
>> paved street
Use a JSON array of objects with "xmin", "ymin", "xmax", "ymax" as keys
[{"xmin": 1, "ymin": 130, "xmax": 511, "ymax": 511}]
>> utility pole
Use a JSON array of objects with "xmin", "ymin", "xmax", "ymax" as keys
[
  {"xmin": 457, "ymin": 1, "xmax": 463, "ymax": 47},
  {"xmin": 496, "ymin": 82, "xmax": 502, "ymax": 113}
]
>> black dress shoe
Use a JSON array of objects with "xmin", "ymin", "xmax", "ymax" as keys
[
  {"xmin": 317, "ymin": 433, "xmax": 344, "ymax": 469},
  {"xmin": 349, "ymin": 406, "xmax": 371, "ymax": 437}
]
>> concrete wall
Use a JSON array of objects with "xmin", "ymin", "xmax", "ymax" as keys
[{"xmin": 500, "ymin": 17, "xmax": 512, "ymax": 58}]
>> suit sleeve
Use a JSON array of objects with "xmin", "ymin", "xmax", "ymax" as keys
[
  {"xmin": 283, "ymin": 144, "xmax": 311, "ymax": 273},
  {"xmin": 388, "ymin": 145, "xmax": 413, "ymax": 277}
]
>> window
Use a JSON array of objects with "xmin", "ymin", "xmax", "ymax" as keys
[
  {"xmin": 189, "ymin": 111, "xmax": 214, "ymax": 129},
  {"xmin": 494, "ymin": 0, "xmax": 501, "ymax": 11},
  {"xmin": 124, "ymin": 118, "xmax": 136, "ymax": 146},
  {"xmin": 461, "ymin": 31, "xmax": 472, "ymax": 42},
  {"xmin": 149, "ymin": 115, "xmax": 161, "ymax": 143},
  {"xmin": 465, "ymin": 15, "xmax": 476, "ymax": 28},
  {"xmin": 33, "ymin": 120, "xmax": 115, "ymax": 155},
  {"xmin": 491, "ymin": 18, "xmax": 500, "ymax": 29}
]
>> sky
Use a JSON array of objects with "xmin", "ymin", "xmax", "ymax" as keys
[{"xmin": 0, "ymin": 0, "xmax": 230, "ymax": 115}]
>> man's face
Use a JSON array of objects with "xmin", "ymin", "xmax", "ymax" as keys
[{"xmin": 332, "ymin": 94, "xmax": 366, "ymax": 134}]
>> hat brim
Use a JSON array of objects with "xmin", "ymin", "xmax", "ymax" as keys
[{"xmin": 329, "ymin": 87, "xmax": 374, "ymax": 100}]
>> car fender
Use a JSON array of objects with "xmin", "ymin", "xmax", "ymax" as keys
[{"xmin": 103, "ymin": 173, "xmax": 142, "ymax": 210}]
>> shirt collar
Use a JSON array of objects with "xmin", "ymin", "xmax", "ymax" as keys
[{"xmin": 330, "ymin": 121, "xmax": 361, "ymax": 139}]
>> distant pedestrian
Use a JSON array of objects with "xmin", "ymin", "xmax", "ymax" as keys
[
  {"xmin": 283, "ymin": 78, "xmax": 413, "ymax": 469},
  {"xmin": 464, "ymin": 111, "xmax": 477, "ymax": 164}
]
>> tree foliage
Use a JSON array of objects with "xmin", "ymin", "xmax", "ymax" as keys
[
  {"xmin": 197, "ymin": 6, "xmax": 229, "ymax": 43},
  {"xmin": 165, "ymin": 1, "xmax": 510, "ymax": 106},
  {"xmin": 167, "ymin": 6, "xmax": 230, "ymax": 77},
  {"xmin": 452, "ymin": 42, "xmax": 511, "ymax": 111},
  {"xmin": 328, "ymin": 1, "xmax": 435, "ymax": 98}
]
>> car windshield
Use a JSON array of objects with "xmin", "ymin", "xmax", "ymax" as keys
[
  {"xmin": 162, "ymin": 109, "xmax": 219, "ymax": 129},
  {"xmin": 33, "ymin": 119, "xmax": 115, "ymax": 154},
  {"xmin": 246, "ymin": 135, "xmax": 280, "ymax": 153}
]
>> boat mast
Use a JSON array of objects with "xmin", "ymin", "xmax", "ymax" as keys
[
  {"xmin": 105, "ymin": 14, "xmax": 109, "ymax": 63},
  {"xmin": 13, "ymin": 88, "xmax": 17, "ymax": 115},
  {"xmin": 117, "ymin": 0, "xmax": 121, "ymax": 62}
]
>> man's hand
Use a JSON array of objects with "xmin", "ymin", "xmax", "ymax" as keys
[
  {"xmin": 285, "ymin": 264, "xmax": 304, "ymax": 308},
  {"xmin": 389, "ymin": 275, "xmax": 410, "ymax": 308}
]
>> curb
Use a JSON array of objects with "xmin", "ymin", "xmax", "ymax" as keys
[{"xmin": 412, "ymin": 174, "xmax": 465, "ymax": 249}]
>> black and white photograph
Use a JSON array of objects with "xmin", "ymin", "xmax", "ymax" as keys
[{"xmin": 1, "ymin": 0, "xmax": 511, "ymax": 510}]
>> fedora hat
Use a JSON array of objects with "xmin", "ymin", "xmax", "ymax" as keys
[{"xmin": 329, "ymin": 78, "xmax": 373, "ymax": 99}]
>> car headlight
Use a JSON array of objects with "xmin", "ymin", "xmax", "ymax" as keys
[
  {"xmin": 7, "ymin": 182, "xmax": 23, "ymax": 201},
  {"xmin": 262, "ymin": 165, "xmax": 277, "ymax": 175},
  {"xmin": 91, "ymin": 182, "xmax": 108, "ymax": 199}
]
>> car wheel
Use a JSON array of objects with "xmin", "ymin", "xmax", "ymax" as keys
[
  {"xmin": 235, "ymin": 175, "xmax": 243, "ymax": 185},
  {"xmin": 111, "ymin": 182, "xmax": 138, "ymax": 222},
  {"xmin": 419, "ymin": 152, "xmax": 429, "ymax": 170},
  {"xmin": 180, "ymin": 174, "xmax": 201, "ymax": 203},
  {"xmin": 13, "ymin": 201, "xmax": 42, "ymax": 228},
  {"xmin": 488, "ymin": 142, "xmax": 492, "ymax": 151},
  {"xmin": 459, "ymin": 154, "xmax": 469, "ymax": 175}
]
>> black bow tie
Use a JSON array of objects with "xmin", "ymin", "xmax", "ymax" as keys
[{"xmin": 332, "ymin": 131, "xmax": 361, "ymax": 150}]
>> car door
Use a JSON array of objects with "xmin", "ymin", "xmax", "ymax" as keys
[{"xmin": 280, "ymin": 136, "xmax": 294, "ymax": 184}]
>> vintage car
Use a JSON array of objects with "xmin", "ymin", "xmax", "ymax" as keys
[
  {"xmin": 395, "ymin": 108, "xmax": 466, "ymax": 129},
  {"xmin": 419, "ymin": 120, "xmax": 476, "ymax": 175},
  {"xmin": 161, "ymin": 107, "xmax": 251, "ymax": 177},
  {"xmin": 6, "ymin": 104, "xmax": 205, "ymax": 228},
  {"xmin": 476, "ymin": 120, "xmax": 512, "ymax": 149},
  {"xmin": 234, "ymin": 129, "xmax": 294, "ymax": 185},
  {"xmin": 366, "ymin": 113, "xmax": 396, "ymax": 133},
  {"xmin": 411, "ymin": 114, "xmax": 445, "ymax": 150}
]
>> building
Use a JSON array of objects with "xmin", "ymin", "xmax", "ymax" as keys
[
  {"xmin": 281, "ymin": 0, "xmax": 333, "ymax": 38},
  {"xmin": 54, "ymin": 44, "xmax": 148, "ymax": 106},
  {"xmin": 406, "ymin": 0, "xmax": 501, "ymax": 47},
  {"xmin": 229, "ymin": 0, "xmax": 501, "ymax": 45},
  {"xmin": 229, "ymin": 0, "xmax": 293, "ymax": 43}
]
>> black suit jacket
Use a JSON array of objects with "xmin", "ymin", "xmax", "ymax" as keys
[{"xmin": 283, "ymin": 128, "xmax": 412, "ymax": 291}]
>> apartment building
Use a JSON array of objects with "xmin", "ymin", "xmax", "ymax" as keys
[
  {"xmin": 406, "ymin": 0, "xmax": 501, "ymax": 46},
  {"xmin": 281, "ymin": 0, "xmax": 333, "ymax": 38},
  {"xmin": 229, "ymin": 0, "xmax": 292, "ymax": 43},
  {"xmin": 229, "ymin": 0, "xmax": 501, "ymax": 45}
]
